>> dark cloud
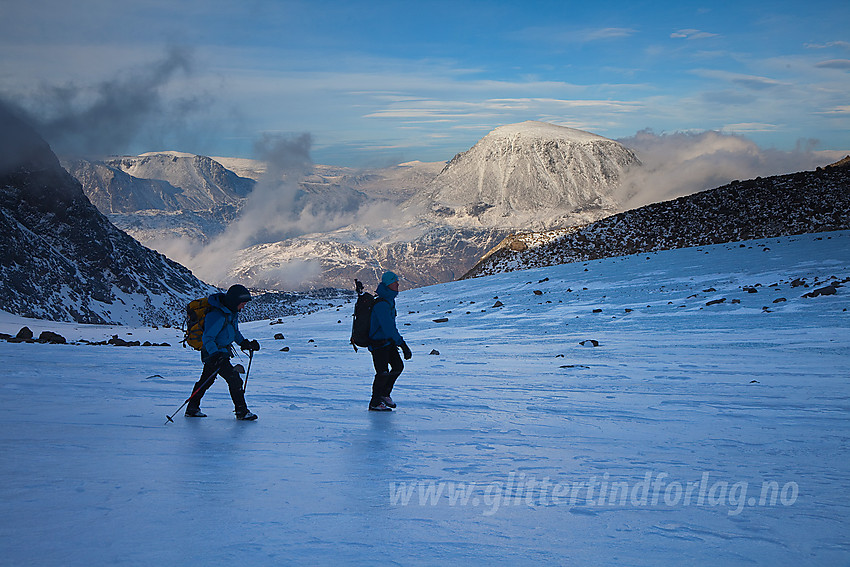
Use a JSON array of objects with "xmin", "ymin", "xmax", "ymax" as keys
[
  {"xmin": 0, "ymin": 100, "xmax": 53, "ymax": 174},
  {"xmin": 14, "ymin": 46, "xmax": 196, "ymax": 157},
  {"xmin": 253, "ymin": 132, "xmax": 313, "ymax": 175}
]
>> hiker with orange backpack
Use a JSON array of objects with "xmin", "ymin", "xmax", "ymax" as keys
[{"xmin": 185, "ymin": 284, "xmax": 260, "ymax": 420}]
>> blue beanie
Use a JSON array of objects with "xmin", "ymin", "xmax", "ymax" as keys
[{"xmin": 381, "ymin": 271, "xmax": 399, "ymax": 286}]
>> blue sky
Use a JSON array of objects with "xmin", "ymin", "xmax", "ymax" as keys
[{"xmin": 1, "ymin": 0, "xmax": 848, "ymax": 166}]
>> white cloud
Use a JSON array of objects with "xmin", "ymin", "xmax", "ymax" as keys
[
  {"xmin": 805, "ymin": 41, "xmax": 850, "ymax": 50},
  {"xmin": 815, "ymin": 59, "xmax": 850, "ymax": 70},
  {"xmin": 692, "ymin": 69, "xmax": 790, "ymax": 90},
  {"xmin": 671, "ymin": 29, "xmax": 720, "ymax": 40},
  {"xmin": 362, "ymin": 97, "xmax": 642, "ymax": 122},
  {"xmin": 510, "ymin": 26, "xmax": 638, "ymax": 45},
  {"xmin": 815, "ymin": 105, "xmax": 850, "ymax": 116},
  {"xmin": 721, "ymin": 123, "xmax": 781, "ymax": 133},
  {"xmin": 617, "ymin": 129, "xmax": 843, "ymax": 209},
  {"xmin": 581, "ymin": 27, "xmax": 639, "ymax": 41}
]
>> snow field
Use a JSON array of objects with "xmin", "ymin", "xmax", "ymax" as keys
[{"xmin": 1, "ymin": 231, "xmax": 848, "ymax": 565}]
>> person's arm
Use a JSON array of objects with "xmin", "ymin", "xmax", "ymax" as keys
[
  {"xmin": 374, "ymin": 300, "xmax": 404, "ymax": 346},
  {"xmin": 233, "ymin": 319, "xmax": 246, "ymax": 347},
  {"xmin": 202, "ymin": 310, "xmax": 226, "ymax": 355}
]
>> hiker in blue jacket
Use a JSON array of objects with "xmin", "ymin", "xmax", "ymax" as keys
[
  {"xmin": 368, "ymin": 271, "xmax": 412, "ymax": 411},
  {"xmin": 186, "ymin": 284, "xmax": 261, "ymax": 420}
]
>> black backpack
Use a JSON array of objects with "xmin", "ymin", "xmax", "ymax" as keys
[{"xmin": 350, "ymin": 279, "xmax": 385, "ymax": 351}]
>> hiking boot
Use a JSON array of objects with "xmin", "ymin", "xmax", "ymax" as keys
[
  {"xmin": 236, "ymin": 410, "xmax": 258, "ymax": 421},
  {"xmin": 369, "ymin": 401, "xmax": 392, "ymax": 411},
  {"xmin": 185, "ymin": 408, "xmax": 207, "ymax": 418},
  {"xmin": 381, "ymin": 396, "xmax": 396, "ymax": 408}
]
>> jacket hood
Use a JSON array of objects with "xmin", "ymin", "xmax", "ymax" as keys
[
  {"xmin": 208, "ymin": 292, "xmax": 233, "ymax": 314},
  {"xmin": 375, "ymin": 282, "xmax": 398, "ymax": 301}
]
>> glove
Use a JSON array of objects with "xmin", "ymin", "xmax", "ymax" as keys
[
  {"xmin": 400, "ymin": 342, "xmax": 412, "ymax": 360},
  {"xmin": 240, "ymin": 339, "xmax": 260, "ymax": 352}
]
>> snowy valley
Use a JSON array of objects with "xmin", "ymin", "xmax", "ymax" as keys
[
  {"xmin": 2, "ymin": 101, "xmax": 848, "ymax": 563},
  {"xmin": 2, "ymin": 2, "xmax": 849, "ymax": 563},
  {"xmin": 1, "ymin": 231, "xmax": 848, "ymax": 565}
]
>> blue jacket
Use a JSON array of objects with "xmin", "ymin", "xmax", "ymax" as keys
[
  {"xmin": 368, "ymin": 283, "xmax": 404, "ymax": 350},
  {"xmin": 201, "ymin": 293, "xmax": 246, "ymax": 362}
]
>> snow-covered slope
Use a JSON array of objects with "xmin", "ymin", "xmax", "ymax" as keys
[
  {"xmin": 64, "ymin": 152, "xmax": 256, "ymax": 248},
  {"xmin": 303, "ymin": 161, "xmax": 445, "ymax": 204},
  {"xmin": 65, "ymin": 152, "xmax": 253, "ymax": 214},
  {"xmin": 0, "ymin": 231, "xmax": 848, "ymax": 565},
  {"xmin": 227, "ymin": 225, "xmax": 507, "ymax": 289},
  {"xmin": 211, "ymin": 158, "xmax": 445, "ymax": 203},
  {"xmin": 63, "ymin": 159, "xmax": 186, "ymax": 213},
  {"xmin": 424, "ymin": 120, "xmax": 640, "ymax": 229}
]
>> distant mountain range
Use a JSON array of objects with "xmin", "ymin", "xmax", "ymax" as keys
[
  {"xmin": 463, "ymin": 160, "xmax": 850, "ymax": 278},
  {"xmin": 68, "ymin": 121, "xmax": 641, "ymax": 290},
  {"xmin": 62, "ymin": 152, "xmax": 253, "ymax": 246},
  {"xmin": 3, "ymin": 100, "xmax": 847, "ymax": 326}
]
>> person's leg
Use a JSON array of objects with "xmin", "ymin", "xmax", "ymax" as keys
[
  {"xmin": 370, "ymin": 346, "xmax": 393, "ymax": 407},
  {"xmin": 383, "ymin": 347, "xmax": 404, "ymax": 399},
  {"xmin": 218, "ymin": 359, "xmax": 250, "ymax": 416},
  {"xmin": 187, "ymin": 358, "xmax": 221, "ymax": 414}
]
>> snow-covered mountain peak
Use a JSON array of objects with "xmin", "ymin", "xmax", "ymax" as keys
[
  {"xmin": 485, "ymin": 120, "xmax": 610, "ymax": 144},
  {"xmin": 424, "ymin": 121, "xmax": 640, "ymax": 230},
  {"xmin": 107, "ymin": 153, "xmax": 249, "ymax": 197},
  {"xmin": 64, "ymin": 152, "xmax": 255, "ymax": 214},
  {"xmin": 138, "ymin": 150, "xmax": 197, "ymax": 158}
]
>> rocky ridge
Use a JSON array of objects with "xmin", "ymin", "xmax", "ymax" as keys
[
  {"xmin": 0, "ymin": 103, "xmax": 217, "ymax": 325},
  {"xmin": 463, "ymin": 163, "xmax": 850, "ymax": 278}
]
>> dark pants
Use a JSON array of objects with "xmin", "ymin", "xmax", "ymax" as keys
[
  {"xmin": 188, "ymin": 356, "xmax": 247, "ymax": 412},
  {"xmin": 371, "ymin": 344, "xmax": 403, "ymax": 405}
]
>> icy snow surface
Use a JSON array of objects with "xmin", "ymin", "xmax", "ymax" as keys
[{"xmin": 1, "ymin": 231, "xmax": 849, "ymax": 565}]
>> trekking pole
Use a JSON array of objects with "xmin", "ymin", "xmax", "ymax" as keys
[
  {"xmin": 165, "ymin": 381, "xmax": 209, "ymax": 424},
  {"xmin": 164, "ymin": 357, "xmax": 224, "ymax": 424},
  {"xmin": 242, "ymin": 349, "xmax": 254, "ymax": 393}
]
